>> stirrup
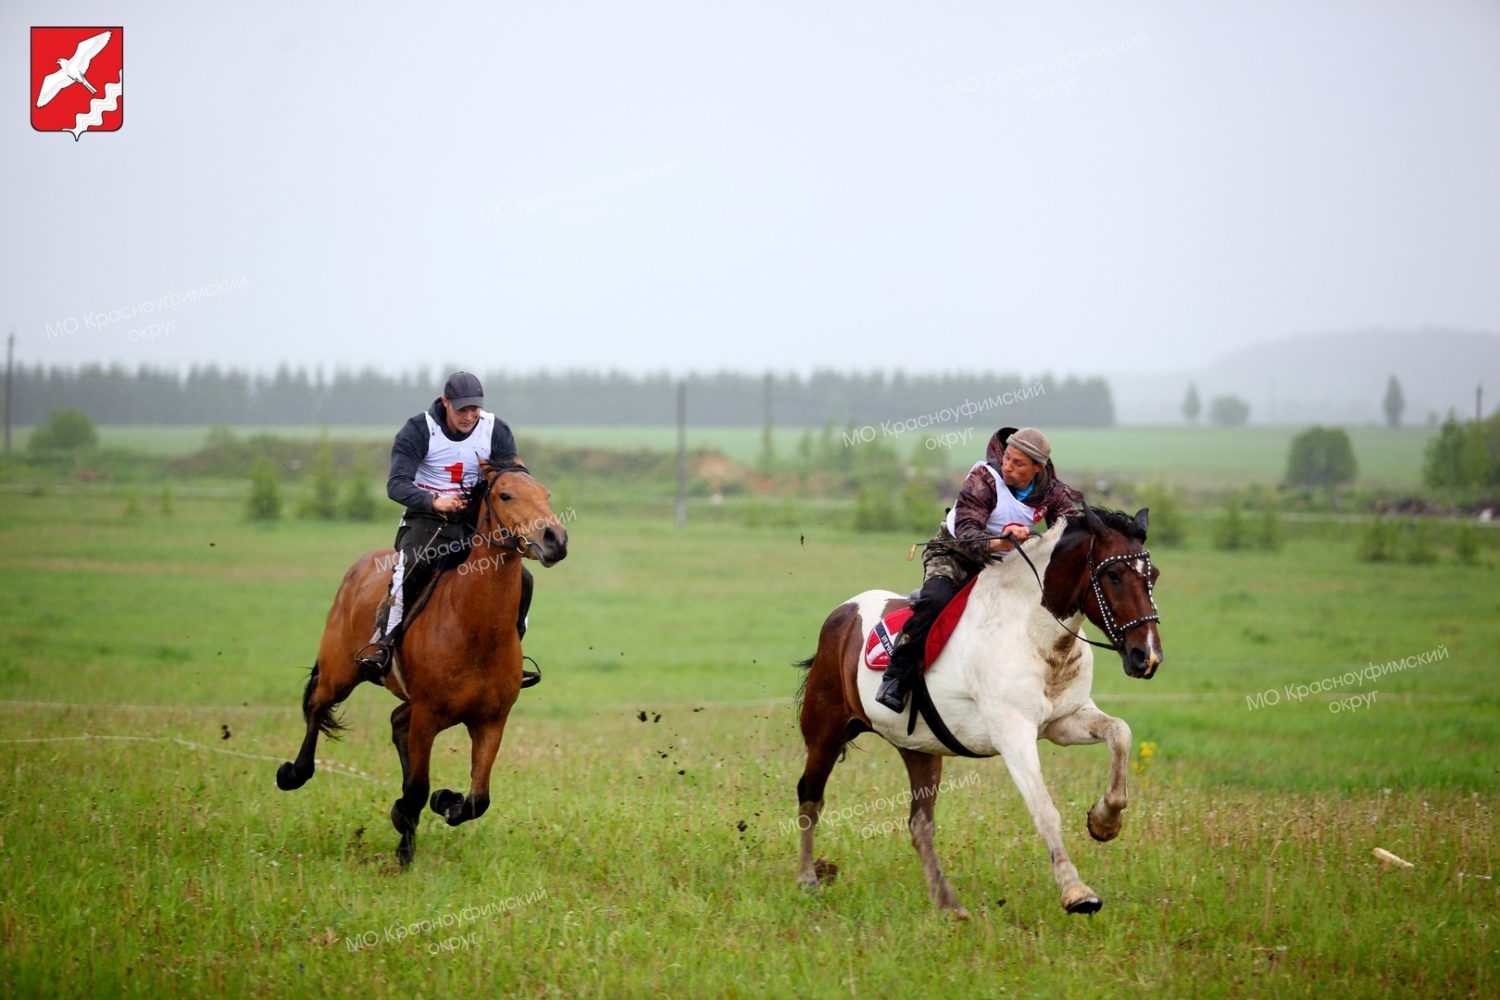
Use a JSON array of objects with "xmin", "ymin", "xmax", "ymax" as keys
[
  {"xmin": 520, "ymin": 655, "xmax": 541, "ymax": 689},
  {"xmin": 355, "ymin": 642, "xmax": 393, "ymax": 684}
]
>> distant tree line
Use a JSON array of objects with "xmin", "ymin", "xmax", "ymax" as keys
[{"xmin": 5, "ymin": 364, "xmax": 1115, "ymax": 428}]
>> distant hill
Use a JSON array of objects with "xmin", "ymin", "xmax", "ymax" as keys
[{"xmin": 1110, "ymin": 328, "xmax": 1499, "ymax": 426}]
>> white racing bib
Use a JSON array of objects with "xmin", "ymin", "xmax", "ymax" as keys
[
  {"xmin": 943, "ymin": 461, "xmax": 1046, "ymax": 539},
  {"xmin": 413, "ymin": 410, "xmax": 496, "ymax": 497}
]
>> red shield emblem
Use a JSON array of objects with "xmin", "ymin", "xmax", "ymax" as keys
[{"xmin": 31, "ymin": 26, "xmax": 123, "ymax": 140}]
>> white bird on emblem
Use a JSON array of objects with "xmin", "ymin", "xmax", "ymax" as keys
[{"xmin": 35, "ymin": 31, "xmax": 112, "ymax": 108}]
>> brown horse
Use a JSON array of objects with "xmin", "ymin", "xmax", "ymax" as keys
[
  {"xmin": 277, "ymin": 462, "xmax": 568, "ymax": 866},
  {"xmin": 795, "ymin": 506, "xmax": 1161, "ymax": 915}
]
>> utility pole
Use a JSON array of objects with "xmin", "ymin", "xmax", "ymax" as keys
[
  {"xmin": 3, "ymin": 333, "xmax": 13, "ymax": 453},
  {"xmin": 1478, "ymin": 384, "xmax": 1484, "ymax": 423},
  {"xmin": 674, "ymin": 380, "xmax": 687, "ymax": 527}
]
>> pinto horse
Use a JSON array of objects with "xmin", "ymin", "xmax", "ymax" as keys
[
  {"xmin": 276, "ymin": 462, "xmax": 568, "ymax": 866},
  {"xmin": 795, "ymin": 506, "xmax": 1161, "ymax": 915}
]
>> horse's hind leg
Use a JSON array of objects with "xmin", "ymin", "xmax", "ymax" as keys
[
  {"xmin": 276, "ymin": 660, "xmax": 357, "ymax": 791},
  {"xmin": 898, "ymin": 748, "xmax": 968, "ymax": 919},
  {"xmin": 391, "ymin": 705, "xmax": 439, "ymax": 868},
  {"xmin": 993, "ymin": 715, "xmax": 1101, "ymax": 914},
  {"xmin": 431, "ymin": 714, "xmax": 507, "ymax": 827},
  {"xmin": 795, "ymin": 698, "xmax": 849, "ymax": 891},
  {"xmin": 1042, "ymin": 700, "xmax": 1132, "ymax": 842}
]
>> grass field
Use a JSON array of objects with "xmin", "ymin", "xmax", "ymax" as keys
[
  {"xmin": 12, "ymin": 422, "xmax": 1439, "ymax": 488},
  {"xmin": 1, "ymin": 481, "xmax": 1496, "ymax": 996}
]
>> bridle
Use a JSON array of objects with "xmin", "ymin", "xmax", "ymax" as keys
[
  {"xmin": 992, "ymin": 529, "xmax": 1159, "ymax": 653},
  {"xmin": 470, "ymin": 464, "xmax": 532, "ymax": 559},
  {"xmin": 1085, "ymin": 545, "xmax": 1160, "ymax": 650}
]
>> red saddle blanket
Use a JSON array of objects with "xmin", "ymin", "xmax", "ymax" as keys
[{"xmin": 863, "ymin": 577, "xmax": 979, "ymax": 671}]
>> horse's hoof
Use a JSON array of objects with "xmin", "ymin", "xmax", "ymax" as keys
[
  {"xmin": 1087, "ymin": 805, "xmax": 1122, "ymax": 842},
  {"xmin": 813, "ymin": 858, "xmax": 839, "ymax": 884},
  {"xmin": 948, "ymin": 905, "xmax": 971, "ymax": 921},
  {"xmin": 1061, "ymin": 884, "xmax": 1102, "ymax": 914},
  {"xmin": 429, "ymin": 791, "xmax": 462, "ymax": 821},
  {"xmin": 390, "ymin": 803, "xmax": 417, "ymax": 836},
  {"xmin": 276, "ymin": 762, "xmax": 307, "ymax": 791},
  {"xmin": 396, "ymin": 844, "xmax": 414, "ymax": 869}
]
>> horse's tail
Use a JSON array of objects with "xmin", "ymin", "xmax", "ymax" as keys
[
  {"xmin": 301, "ymin": 661, "xmax": 347, "ymax": 740},
  {"xmin": 792, "ymin": 655, "xmax": 815, "ymax": 708}
]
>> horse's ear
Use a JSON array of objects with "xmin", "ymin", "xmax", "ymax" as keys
[
  {"xmin": 1134, "ymin": 507, "xmax": 1150, "ymax": 538},
  {"xmin": 1081, "ymin": 500, "xmax": 1108, "ymax": 539}
]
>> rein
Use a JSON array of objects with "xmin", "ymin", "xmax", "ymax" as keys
[{"xmin": 998, "ymin": 537, "xmax": 1121, "ymax": 652}]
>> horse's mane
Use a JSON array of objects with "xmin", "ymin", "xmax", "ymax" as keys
[{"xmin": 1064, "ymin": 506, "xmax": 1147, "ymax": 543}]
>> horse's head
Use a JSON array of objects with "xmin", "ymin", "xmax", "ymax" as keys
[
  {"xmin": 470, "ymin": 462, "xmax": 569, "ymax": 567},
  {"xmin": 1065, "ymin": 504, "xmax": 1162, "ymax": 679}
]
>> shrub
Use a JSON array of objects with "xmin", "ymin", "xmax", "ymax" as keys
[
  {"xmin": 1137, "ymin": 483, "xmax": 1186, "ymax": 547},
  {"xmin": 296, "ymin": 436, "xmax": 340, "ymax": 520},
  {"xmin": 1357, "ymin": 515, "xmax": 1394, "ymax": 562},
  {"xmin": 342, "ymin": 468, "xmax": 380, "ymax": 522},
  {"xmin": 1423, "ymin": 412, "xmax": 1500, "ymax": 489},
  {"xmin": 246, "ymin": 456, "xmax": 283, "ymax": 522},
  {"xmin": 900, "ymin": 477, "xmax": 945, "ymax": 535},
  {"xmin": 1404, "ymin": 520, "xmax": 1437, "ymax": 565},
  {"xmin": 1253, "ymin": 505, "xmax": 1283, "ymax": 552},
  {"xmin": 28, "ymin": 408, "xmax": 98, "ymax": 452},
  {"xmin": 1213, "ymin": 497, "xmax": 1246, "ymax": 551},
  {"xmin": 1454, "ymin": 522, "xmax": 1479, "ymax": 566},
  {"xmin": 1285, "ymin": 426, "xmax": 1357, "ymax": 487},
  {"xmin": 1207, "ymin": 395, "xmax": 1251, "ymax": 427},
  {"xmin": 853, "ymin": 485, "xmax": 898, "ymax": 532}
]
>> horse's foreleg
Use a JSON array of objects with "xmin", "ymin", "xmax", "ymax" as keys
[
  {"xmin": 1042, "ymin": 701, "xmax": 1132, "ymax": 843},
  {"xmin": 994, "ymin": 718, "xmax": 1101, "ymax": 914},
  {"xmin": 431, "ymin": 716, "xmax": 505, "ymax": 827},
  {"xmin": 898, "ymin": 748, "xmax": 968, "ymax": 919},
  {"xmin": 390, "ymin": 701, "xmax": 413, "ymax": 787},
  {"xmin": 391, "ymin": 706, "xmax": 438, "ymax": 868}
]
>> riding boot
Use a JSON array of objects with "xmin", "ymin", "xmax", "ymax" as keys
[
  {"xmin": 355, "ymin": 593, "xmax": 399, "ymax": 684},
  {"xmin": 875, "ymin": 632, "xmax": 922, "ymax": 712},
  {"xmin": 517, "ymin": 566, "xmax": 540, "ymax": 688}
]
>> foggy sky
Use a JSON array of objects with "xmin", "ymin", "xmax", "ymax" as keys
[{"xmin": 4, "ymin": 1, "xmax": 1498, "ymax": 381}]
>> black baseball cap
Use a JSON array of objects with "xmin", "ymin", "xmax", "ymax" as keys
[{"xmin": 442, "ymin": 371, "xmax": 484, "ymax": 409}]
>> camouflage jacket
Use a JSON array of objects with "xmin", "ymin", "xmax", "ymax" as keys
[{"xmin": 939, "ymin": 427, "xmax": 1083, "ymax": 564}]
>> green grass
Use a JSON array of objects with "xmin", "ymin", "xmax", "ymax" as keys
[{"xmin": 1, "ymin": 492, "xmax": 1495, "ymax": 996}]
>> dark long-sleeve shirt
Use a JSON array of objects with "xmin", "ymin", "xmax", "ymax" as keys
[{"xmin": 385, "ymin": 399, "xmax": 518, "ymax": 513}]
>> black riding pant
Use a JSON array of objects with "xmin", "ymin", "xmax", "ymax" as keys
[{"xmin": 885, "ymin": 575, "xmax": 961, "ymax": 683}]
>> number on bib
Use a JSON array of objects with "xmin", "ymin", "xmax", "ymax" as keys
[{"xmin": 444, "ymin": 461, "xmax": 464, "ymax": 484}]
